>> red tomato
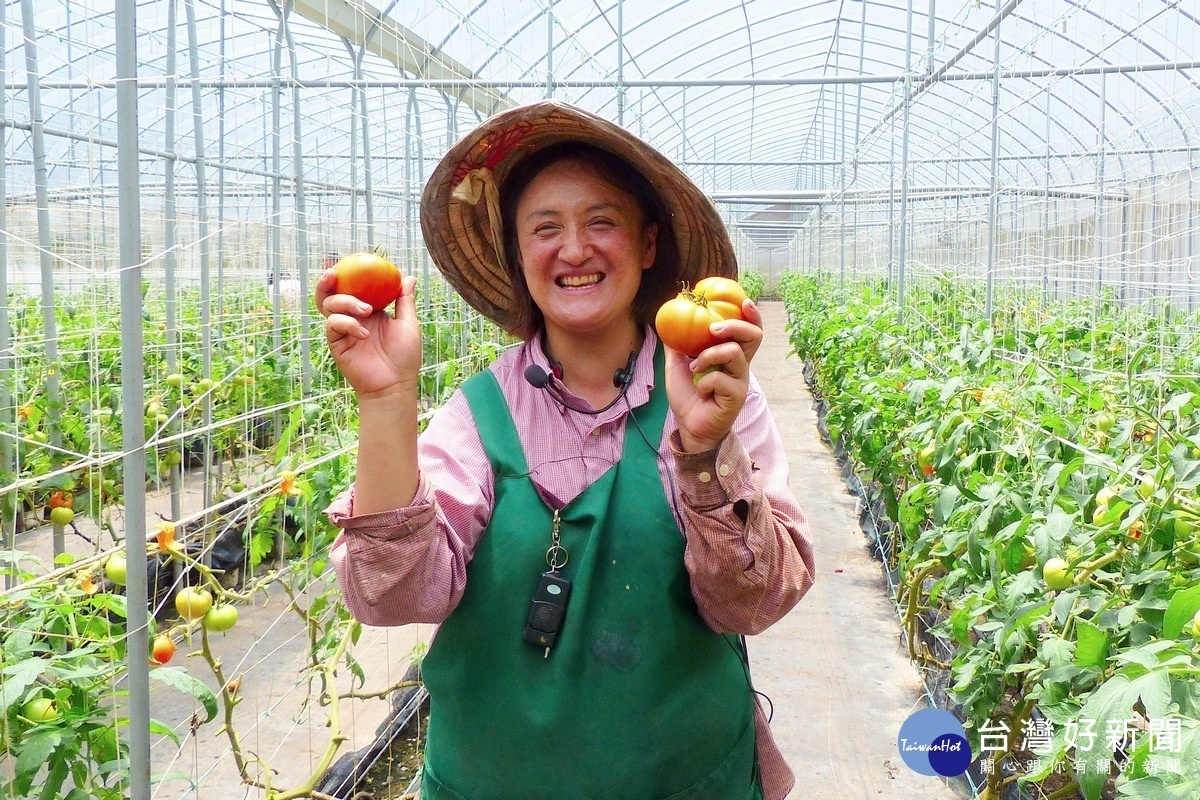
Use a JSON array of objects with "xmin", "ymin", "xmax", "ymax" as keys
[
  {"xmin": 655, "ymin": 295, "xmax": 726, "ymax": 356},
  {"xmin": 692, "ymin": 277, "xmax": 748, "ymax": 321},
  {"xmin": 151, "ymin": 634, "xmax": 175, "ymax": 666},
  {"xmin": 332, "ymin": 252, "xmax": 402, "ymax": 311}
]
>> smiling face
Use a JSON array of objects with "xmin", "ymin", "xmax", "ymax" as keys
[{"xmin": 513, "ymin": 157, "xmax": 657, "ymax": 346}]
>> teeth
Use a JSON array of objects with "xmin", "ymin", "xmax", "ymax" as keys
[{"xmin": 559, "ymin": 273, "xmax": 603, "ymax": 287}]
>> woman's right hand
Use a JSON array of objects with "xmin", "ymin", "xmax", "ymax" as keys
[{"xmin": 315, "ymin": 270, "xmax": 422, "ymax": 400}]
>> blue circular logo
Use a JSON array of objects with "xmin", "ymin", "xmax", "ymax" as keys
[{"xmin": 897, "ymin": 708, "xmax": 972, "ymax": 777}]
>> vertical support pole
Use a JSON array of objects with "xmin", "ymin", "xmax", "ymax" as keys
[
  {"xmin": 360, "ymin": 60, "xmax": 377, "ymax": 245},
  {"xmin": 546, "ymin": 6, "xmax": 554, "ymax": 99},
  {"xmin": 897, "ymin": 0, "xmax": 915, "ymax": 321},
  {"xmin": 854, "ymin": 0, "xmax": 867, "ymax": 280},
  {"xmin": 185, "ymin": 0, "xmax": 215, "ymax": 517},
  {"xmin": 681, "ymin": 89, "xmax": 687, "ymax": 163},
  {"xmin": 164, "ymin": 0, "xmax": 183, "ymax": 523},
  {"xmin": 266, "ymin": 11, "xmax": 286, "ymax": 566},
  {"xmin": 115, "ymin": 0, "xmax": 151, "ymax": 795},
  {"xmin": 216, "ymin": 0, "xmax": 228, "ymax": 339},
  {"xmin": 888, "ymin": 86, "xmax": 897, "ymax": 290},
  {"xmin": 19, "ymin": 0, "xmax": 63, "ymax": 557},
  {"xmin": 344, "ymin": 41, "xmax": 362, "ymax": 244},
  {"xmin": 1042, "ymin": 84, "xmax": 1051, "ymax": 305},
  {"xmin": 983, "ymin": 0, "xmax": 1002, "ymax": 320},
  {"xmin": 0, "ymin": 4, "xmax": 13, "ymax": 587},
  {"xmin": 837, "ymin": 38, "xmax": 846, "ymax": 290},
  {"xmin": 285, "ymin": 23, "xmax": 312, "ymax": 394},
  {"xmin": 616, "ymin": 0, "xmax": 625, "ymax": 124},
  {"xmin": 1094, "ymin": 69, "xmax": 1107, "ymax": 317}
]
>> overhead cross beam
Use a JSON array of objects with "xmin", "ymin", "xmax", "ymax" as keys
[{"xmin": 289, "ymin": 0, "xmax": 512, "ymax": 115}]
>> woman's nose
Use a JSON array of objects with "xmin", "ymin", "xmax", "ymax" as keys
[{"xmin": 559, "ymin": 225, "xmax": 590, "ymax": 263}]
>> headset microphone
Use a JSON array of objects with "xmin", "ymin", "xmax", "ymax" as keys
[
  {"xmin": 524, "ymin": 353, "xmax": 637, "ymax": 416},
  {"xmin": 612, "ymin": 352, "xmax": 637, "ymax": 388},
  {"xmin": 523, "ymin": 363, "xmax": 552, "ymax": 389}
]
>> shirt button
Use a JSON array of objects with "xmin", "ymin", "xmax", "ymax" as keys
[
  {"xmin": 591, "ymin": 428, "xmax": 600, "ymax": 436},
  {"xmin": 718, "ymin": 463, "xmax": 732, "ymax": 478},
  {"xmin": 698, "ymin": 471, "xmax": 712, "ymax": 483}
]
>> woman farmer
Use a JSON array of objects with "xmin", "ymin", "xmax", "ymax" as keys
[{"xmin": 317, "ymin": 100, "xmax": 815, "ymax": 800}]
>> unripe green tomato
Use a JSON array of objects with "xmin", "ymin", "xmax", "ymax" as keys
[
  {"xmin": 1137, "ymin": 474, "xmax": 1157, "ymax": 500},
  {"xmin": 105, "ymin": 554, "xmax": 128, "ymax": 586},
  {"xmin": 203, "ymin": 604, "xmax": 238, "ymax": 632},
  {"xmin": 1189, "ymin": 610, "xmax": 1200, "ymax": 639},
  {"xmin": 20, "ymin": 697, "xmax": 59, "ymax": 723},
  {"xmin": 165, "ymin": 373, "xmax": 185, "ymax": 388},
  {"xmin": 1043, "ymin": 557, "xmax": 1073, "ymax": 591},
  {"xmin": 49, "ymin": 506, "xmax": 74, "ymax": 527},
  {"xmin": 1096, "ymin": 412, "xmax": 1117, "ymax": 432}
]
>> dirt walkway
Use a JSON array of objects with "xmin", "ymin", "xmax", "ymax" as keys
[{"xmin": 748, "ymin": 301, "xmax": 971, "ymax": 799}]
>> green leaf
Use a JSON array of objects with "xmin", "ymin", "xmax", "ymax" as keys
[
  {"xmin": 150, "ymin": 667, "xmax": 218, "ymax": 723},
  {"xmin": 1163, "ymin": 586, "xmax": 1200, "ymax": 639},
  {"xmin": 14, "ymin": 730, "xmax": 63, "ymax": 795},
  {"xmin": 1074, "ymin": 618, "xmax": 1110, "ymax": 668},
  {"xmin": 1163, "ymin": 392, "xmax": 1195, "ymax": 416},
  {"xmin": 0, "ymin": 657, "xmax": 50, "ymax": 713},
  {"xmin": 1170, "ymin": 446, "xmax": 1200, "ymax": 491},
  {"xmin": 38, "ymin": 755, "xmax": 70, "ymax": 800},
  {"xmin": 150, "ymin": 717, "xmax": 181, "ymax": 746}
]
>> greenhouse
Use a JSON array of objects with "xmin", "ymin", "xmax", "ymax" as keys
[{"xmin": 1, "ymin": 0, "xmax": 1199, "ymax": 798}]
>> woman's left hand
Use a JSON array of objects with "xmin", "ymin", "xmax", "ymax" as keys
[{"xmin": 665, "ymin": 299, "xmax": 763, "ymax": 453}]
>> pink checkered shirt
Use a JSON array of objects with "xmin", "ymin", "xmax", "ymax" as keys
[{"xmin": 327, "ymin": 328, "xmax": 815, "ymax": 800}]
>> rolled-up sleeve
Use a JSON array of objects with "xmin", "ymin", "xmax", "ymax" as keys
[
  {"xmin": 670, "ymin": 378, "xmax": 815, "ymax": 635},
  {"xmin": 327, "ymin": 393, "xmax": 493, "ymax": 627}
]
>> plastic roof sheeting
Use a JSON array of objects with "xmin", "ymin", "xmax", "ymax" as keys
[{"xmin": 3, "ymin": 0, "xmax": 1199, "ymax": 251}]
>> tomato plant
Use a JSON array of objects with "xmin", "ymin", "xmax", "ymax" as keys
[
  {"xmin": 782, "ymin": 273, "xmax": 1200, "ymax": 800},
  {"xmin": 332, "ymin": 251, "xmax": 402, "ymax": 311}
]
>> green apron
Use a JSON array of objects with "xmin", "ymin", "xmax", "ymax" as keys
[{"xmin": 420, "ymin": 345, "xmax": 759, "ymax": 800}]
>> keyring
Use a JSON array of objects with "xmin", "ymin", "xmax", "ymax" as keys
[{"xmin": 545, "ymin": 544, "xmax": 569, "ymax": 571}]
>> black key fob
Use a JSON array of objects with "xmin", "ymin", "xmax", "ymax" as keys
[{"xmin": 523, "ymin": 571, "xmax": 572, "ymax": 655}]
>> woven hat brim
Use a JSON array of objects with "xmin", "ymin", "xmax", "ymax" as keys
[{"xmin": 421, "ymin": 100, "xmax": 737, "ymax": 334}]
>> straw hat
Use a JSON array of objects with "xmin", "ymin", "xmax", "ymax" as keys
[{"xmin": 420, "ymin": 100, "xmax": 737, "ymax": 334}]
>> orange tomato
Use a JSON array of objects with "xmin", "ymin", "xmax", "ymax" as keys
[
  {"xmin": 332, "ymin": 252, "xmax": 402, "ymax": 311},
  {"xmin": 151, "ymin": 634, "xmax": 175, "ymax": 666},
  {"xmin": 654, "ymin": 278, "xmax": 747, "ymax": 356},
  {"xmin": 692, "ymin": 277, "xmax": 748, "ymax": 321}
]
